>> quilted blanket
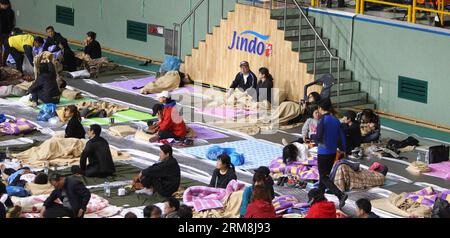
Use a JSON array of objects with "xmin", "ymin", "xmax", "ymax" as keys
[
  {"xmin": 0, "ymin": 118, "xmax": 36, "ymax": 136},
  {"xmin": 269, "ymin": 157, "xmax": 319, "ymax": 181},
  {"xmin": 333, "ymin": 164, "xmax": 385, "ymax": 192},
  {"xmin": 405, "ymin": 187, "xmax": 450, "ymax": 208},
  {"xmin": 183, "ymin": 180, "xmax": 245, "ymax": 212}
]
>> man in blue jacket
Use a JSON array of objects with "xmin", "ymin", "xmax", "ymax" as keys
[{"xmin": 314, "ymin": 99, "xmax": 348, "ymax": 209}]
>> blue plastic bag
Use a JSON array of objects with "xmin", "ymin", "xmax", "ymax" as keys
[
  {"xmin": 160, "ymin": 56, "xmax": 182, "ymax": 73},
  {"xmin": 37, "ymin": 103, "xmax": 57, "ymax": 122},
  {"xmin": 206, "ymin": 146, "xmax": 245, "ymax": 166},
  {"xmin": 206, "ymin": 146, "xmax": 225, "ymax": 161},
  {"xmin": 0, "ymin": 114, "xmax": 6, "ymax": 123},
  {"xmin": 229, "ymin": 152, "xmax": 245, "ymax": 166},
  {"xmin": 6, "ymin": 186, "xmax": 30, "ymax": 197}
]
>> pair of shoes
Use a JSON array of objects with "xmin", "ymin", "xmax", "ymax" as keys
[
  {"xmin": 339, "ymin": 193, "xmax": 348, "ymax": 209},
  {"xmin": 135, "ymin": 188, "xmax": 154, "ymax": 196},
  {"xmin": 281, "ymin": 138, "xmax": 289, "ymax": 146},
  {"xmin": 139, "ymin": 60, "xmax": 153, "ymax": 66}
]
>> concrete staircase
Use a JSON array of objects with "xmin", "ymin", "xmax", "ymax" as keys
[{"xmin": 271, "ymin": 8, "xmax": 375, "ymax": 109}]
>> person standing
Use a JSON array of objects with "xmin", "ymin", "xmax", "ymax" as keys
[
  {"xmin": 0, "ymin": 0, "xmax": 15, "ymax": 66},
  {"xmin": 314, "ymin": 99, "xmax": 348, "ymax": 209}
]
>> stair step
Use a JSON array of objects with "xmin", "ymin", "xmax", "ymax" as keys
[
  {"xmin": 331, "ymin": 91, "xmax": 368, "ymax": 105},
  {"xmin": 331, "ymin": 81, "xmax": 360, "ymax": 93},
  {"xmin": 334, "ymin": 100, "xmax": 376, "ymax": 110},
  {"xmin": 271, "ymin": 8, "xmax": 308, "ymax": 17},
  {"xmin": 285, "ymin": 35, "xmax": 323, "ymax": 42},
  {"xmin": 291, "ymin": 38, "xmax": 329, "ymax": 49},
  {"xmin": 278, "ymin": 18, "xmax": 316, "ymax": 28},
  {"xmin": 284, "ymin": 27, "xmax": 322, "ymax": 38},
  {"xmin": 302, "ymin": 58, "xmax": 345, "ymax": 71},
  {"xmin": 330, "ymin": 88, "xmax": 362, "ymax": 97},
  {"xmin": 300, "ymin": 48, "xmax": 337, "ymax": 60},
  {"xmin": 271, "ymin": 14, "xmax": 315, "ymax": 22},
  {"xmin": 315, "ymin": 70, "xmax": 352, "ymax": 82}
]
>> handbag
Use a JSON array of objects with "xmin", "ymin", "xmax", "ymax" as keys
[{"xmin": 428, "ymin": 145, "xmax": 449, "ymax": 164}]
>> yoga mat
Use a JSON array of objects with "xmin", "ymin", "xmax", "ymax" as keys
[
  {"xmin": 423, "ymin": 161, "xmax": 450, "ymax": 180},
  {"xmin": 82, "ymin": 109, "xmax": 156, "ymax": 126},
  {"xmin": 195, "ymin": 107, "xmax": 257, "ymax": 119},
  {"xmin": 180, "ymin": 139, "xmax": 283, "ymax": 170},
  {"xmin": 7, "ymin": 96, "xmax": 95, "ymax": 108},
  {"xmin": 188, "ymin": 124, "xmax": 228, "ymax": 140},
  {"xmin": 104, "ymin": 77, "xmax": 195, "ymax": 98}
]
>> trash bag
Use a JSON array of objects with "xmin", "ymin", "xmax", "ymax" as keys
[
  {"xmin": 6, "ymin": 186, "xmax": 30, "ymax": 197},
  {"xmin": 37, "ymin": 103, "xmax": 57, "ymax": 122},
  {"xmin": 159, "ymin": 56, "xmax": 181, "ymax": 73},
  {"xmin": 206, "ymin": 146, "xmax": 225, "ymax": 161},
  {"xmin": 432, "ymin": 198, "xmax": 450, "ymax": 218},
  {"xmin": 229, "ymin": 152, "xmax": 245, "ymax": 166}
]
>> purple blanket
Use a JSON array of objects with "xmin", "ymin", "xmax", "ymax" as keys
[
  {"xmin": 105, "ymin": 77, "xmax": 194, "ymax": 97},
  {"xmin": 188, "ymin": 124, "xmax": 228, "ymax": 140}
]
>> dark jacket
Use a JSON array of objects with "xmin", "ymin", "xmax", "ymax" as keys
[
  {"xmin": 0, "ymin": 8, "xmax": 15, "ymax": 35},
  {"xmin": 315, "ymin": 113, "xmax": 347, "ymax": 155},
  {"xmin": 230, "ymin": 71, "xmax": 257, "ymax": 92},
  {"xmin": 257, "ymin": 78, "xmax": 273, "ymax": 103},
  {"xmin": 142, "ymin": 156, "xmax": 181, "ymax": 197},
  {"xmin": 244, "ymin": 199, "xmax": 276, "ymax": 218},
  {"xmin": 341, "ymin": 122, "xmax": 361, "ymax": 154},
  {"xmin": 367, "ymin": 212, "xmax": 380, "ymax": 218},
  {"xmin": 80, "ymin": 136, "xmax": 116, "ymax": 177},
  {"xmin": 65, "ymin": 117, "xmax": 85, "ymax": 139},
  {"xmin": 43, "ymin": 176, "xmax": 91, "ymax": 217},
  {"xmin": 84, "ymin": 40, "xmax": 102, "ymax": 59},
  {"xmin": 43, "ymin": 32, "xmax": 65, "ymax": 52},
  {"xmin": 209, "ymin": 168, "xmax": 237, "ymax": 189},
  {"xmin": 28, "ymin": 65, "xmax": 61, "ymax": 103},
  {"xmin": 61, "ymin": 47, "xmax": 79, "ymax": 72}
]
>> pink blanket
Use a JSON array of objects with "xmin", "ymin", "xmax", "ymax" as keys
[
  {"xmin": 423, "ymin": 161, "xmax": 450, "ymax": 180},
  {"xmin": 183, "ymin": 180, "xmax": 245, "ymax": 212}
]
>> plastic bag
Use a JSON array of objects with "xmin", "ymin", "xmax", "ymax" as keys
[
  {"xmin": 6, "ymin": 186, "xmax": 30, "ymax": 197},
  {"xmin": 0, "ymin": 114, "xmax": 6, "ymax": 123},
  {"xmin": 159, "ymin": 56, "xmax": 181, "ymax": 73},
  {"xmin": 37, "ymin": 103, "xmax": 57, "ymax": 122},
  {"xmin": 206, "ymin": 146, "xmax": 245, "ymax": 166},
  {"xmin": 229, "ymin": 152, "xmax": 245, "ymax": 166},
  {"xmin": 206, "ymin": 146, "xmax": 225, "ymax": 161}
]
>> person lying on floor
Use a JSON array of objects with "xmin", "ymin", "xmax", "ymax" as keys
[
  {"xmin": 209, "ymin": 154, "xmax": 237, "ymax": 189},
  {"xmin": 356, "ymin": 109, "xmax": 381, "ymax": 143},
  {"xmin": 25, "ymin": 172, "xmax": 54, "ymax": 196},
  {"xmin": 148, "ymin": 91, "xmax": 187, "ymax": 142},
  {"xmin": 305, "ymin": 188, "xmax": 337, "ymax": 218},
  {"xmin": 74, "ymin": 124, "xmax": 115, "ymax": 178},
  {"xmin": 340, "ymin": 110, "xmax": 361, "ymax": 154},
  {"xmin": 143, "ymin": 204, "xmax": 162, "ymax": 218},
  {"xmin": 41, "ymin": 173, "xmax": 91, "ymax": 218},
  {"xmin": 64, "ymin": 105, "xmax": 85, "ymax": 139},
  {"xmin": 244, "ymin": 185, "xmax": 276, "ymax": 218},
  {"xmin": 355, "ymin": 198, "xmax": 379, "ymax": 218},
  {"xmin": 83, "ymin": 31, "xmax": 102, "ymax": 60},
  {"xmin": 228, "ymin": 61, "xmax": 257, "ymax": 99},
  {"xmin": 164, "ymin": 197, "xmax": 180, "ymax": 218},
  {"xmin": 6, "ymin": 166, "xmax": 34, "ymax": 187},
  {"xmin": 1, "ymin": 29, "xmax": 41, "ymax": 72},
  {"xmin": 240, "ymin": 171, "xmax": 274, "ymax": 218},
  {"xmin": 43, "ymin": 26, "xmax": 66, "ymax": 53},
  {"xmin": 135, "ymin": 144, "xmax": 181, "ymax": 197},
  {"xmin": 28, "ymin": 62, "xmax": 61, "ymax": 106},
  {"xmin": 59, "ymin": 38, "xmax": 81, "ymax": 72}
]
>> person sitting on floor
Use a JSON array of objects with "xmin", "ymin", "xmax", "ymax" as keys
[
  {"xmin": 77, "ymin": 124, "xmax": 116, "ymax": 178},
  {"xmin": 28, "ymin": 62, "xmax": 61, "ymax": 106},
  {"xmin": 59, "ymin": 38, "xmax": 80, "ymax": 72},
  {"xmin": 228, "ymin": 61, "xmax": 257, "ymax": 99},
  {"xmin": 43, "ymin": 26, "xmax": 66, "ymax": 53},
  {"xmin": 1, "ymin": 29, "xmax": 41, "ymax": 72},
  {"xmin": 209, "ymin": 154, "xmax": 237, "ymax": 189},
  {"xmin": 340, "ymin": 111, "xmax": 361, "ymax": 154},
  {"xmin": 355, "ymin": 198, "xmax": 379, "ymax": 218},
  {"xmin": 148, "ymin": 91, "xmax": 187, "ymax": 142},
  {"xmin": 64, "ymin": 105, "xmax": 85, "ymax": 139},
  {"xmin": 240, "ymin": 172, "xmax": 267, "ymax": 218},
  {"xmin": 301, "ymin": 105, "xmax": 320, "ymax": 143},
  {"xmin": 124, "ymin": 212, "xmax": 138, "ymax": 218},
  {"xmin": 305, "ymin": 188, "xmax": 337, "ymax": 218},
  {"xmin": 256, "ymin": 67, "xmax": 274, "ymax": 104},
  {"xmin": 83, "ymin": 31, "xmax": 102, "ymax": 59},
  {"xmin": 164, "ymin": 197, "xmax": 180, "ymax": 218},
  {"xmin": 244, "ymin": 185, "xmax": 276, "ymax": 218},
  {"xmin": 356, "ymin": 109, "xmax": 381, "ymax": 143},
  {"xmin": 41, "ymin": 173, "xmax": 91, "ymax": 218},
  {"xmin": 135, "ymin": 144, "xmax": 181, "ymax": 197},
  {"xmin": 143, "ymin": 204, "xmax": 162, "ymax": 218},
  {"xmin": 178, "ymin": 204, "xmax": 193, "ymax": 218}
]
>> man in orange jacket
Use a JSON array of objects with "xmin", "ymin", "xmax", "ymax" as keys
[{"xmin": 149, "ymin": 91, "xmax": 187, "ymax": 143}]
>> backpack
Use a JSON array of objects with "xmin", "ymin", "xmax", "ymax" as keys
[
  {"xmin": 431, "ymin": 198, "xmax": 450, "ymax": 218},
  {"xmin": 428, "ymin": 145, "xmax": 449, "ymax": 164}
]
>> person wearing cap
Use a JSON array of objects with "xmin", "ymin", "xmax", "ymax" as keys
[
  {"xmin": 314, "ymin": 98, "xmax": 348, "ymax": 209},
  {"xmin": 228, "ymin": 61, "xmax": 257, "ymax": 97},
  {"xmin": 305, "ymin": 188, "xmax": 337, "ymax": 218},
  {"xmin": 148, "ymin": 91, "xmax": 187, "ymax": 142},
  {"xmin": 340, "ymin": 110, "xmax": 361, "ymax": 154}
]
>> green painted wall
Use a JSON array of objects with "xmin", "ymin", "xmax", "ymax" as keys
[
  {"xmin": 12, "ymin": 0, "xmax": 237, "ymax": 61},
  {"xmin": 309, "ymin": 9, "xmax": 450, "ymax": 127}
]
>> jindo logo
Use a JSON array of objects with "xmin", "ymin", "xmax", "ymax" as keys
[{"xmin": 227, "ymin": 30, "xmax": 272, "ymax": 57}]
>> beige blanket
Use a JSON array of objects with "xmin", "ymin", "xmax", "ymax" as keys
[
  {"xmin": 141, "ymin": 71, "xmax": 180, "ymax": 95},
  {"xmin": 25, "ymin": 183, "xmax": 54, "ymax": 196},
  {"xmin": 109, "ymin": 125, "xmax": 137, "ymax": 137},
  {"xmin": 33, "ymin": 51, "xmax": 63, "ymax": 79},
  {"xmin": 61, "ymin": 89, "xmax": 82, "ymax": 100},
  {"xmin": 13, "ymin": 137, "xmax": 131, "ymax": 168}
]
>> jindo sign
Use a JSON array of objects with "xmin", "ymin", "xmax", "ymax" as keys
[{"xmin": 227, "ymin": 30, "xmax": 272, "ymax": 57}]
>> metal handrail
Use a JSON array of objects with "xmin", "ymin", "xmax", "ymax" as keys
[{"xmin": 287, "ymin": 0, "xmax": 341, "ymax": 108}]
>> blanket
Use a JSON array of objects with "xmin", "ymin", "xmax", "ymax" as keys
[
  {"xmin": 0, "ymin": 118, "xmax": 36, "ymax": 136},
  {"xmin": 333, "ymin": 164, "xmax": 385, "ymax": 192},
  {"xmin": 12, "ymin": 137, "xmax": 131, "ymax": 168},
  {"xmin": 0, "ymin": 67, "xmax": 24, "ymax": 86},
  {"xmin": 33, "ymin": 51, "xmax": 63, "ymax": 80},
  {"xmin": 108, "ymin": 125, "xmax": 137, "ymax": 137},
  {"xmin": 74, "ymin": 52, "xmax": 118, "ymax": 77},
  {"xmin": 77, "ymin": 101, "xmax": 129, "ymax": 118},
  {"xmin": 61, "ymin": 89, "xmax": 82, "ymax": 100},
  {"xmin": 269, "ymin": 157, "xmax": 319, "ymax": 181},
  {"xmin": 183, "ymin": 180, "xmax": 245, "ymax": 212},
  {"xmin": 141, "ymin": 71, "xmax": 180, "ymax": 95},
  {"xmin": 25, "ymin": 183, "xmax": 54, "ymax": 196}
]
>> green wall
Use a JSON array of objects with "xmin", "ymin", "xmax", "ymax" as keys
[
  {"xmin": 12, "ymin": 0, "xmax": 236, "ymax": 61},
  {"xmin": 308, "ymin": 9, "xmax": 450, "ymax": 127}
]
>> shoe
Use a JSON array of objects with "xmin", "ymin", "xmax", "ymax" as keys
[
  {"xmin": 282, "ymin": 138, "xmax": 289, "ymax": 146},
  {"xmin": 339, "ymin": 193, "xmax": 348, "ymax": 209},
  {"xmin": 135, "ymin": 188, "xmax": 153, "ymax": 196}
]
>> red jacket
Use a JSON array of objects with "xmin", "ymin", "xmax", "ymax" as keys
[
  {"xmin": 305, "ymin": 200, "xmax": 337, "ymax": 218},
  {"xmin": 244, "ymin": 200, "xmax": 276, "ymax": 218},
  {"xmin": 159, "ymin": 103, "xmax": 187, "ymax": 138}
]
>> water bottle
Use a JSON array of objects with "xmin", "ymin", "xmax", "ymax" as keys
[
  {"xmin": 44, "ymin": 162, "xmax": 49, "ymax": 174},
  {"xmin": 424, "ymin": 152, "xmax": 429, "ymax": 164},
  {"xmin": 104, "ymin": 182, "xmax": 111, "ymax": 197},
  {"xmin": 416, "ymin": 152, "xmax": 422, "ymax": 162},
  {"xmin": 5, "ymin": 147, "xmax": 10, "ymax": 159}
]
